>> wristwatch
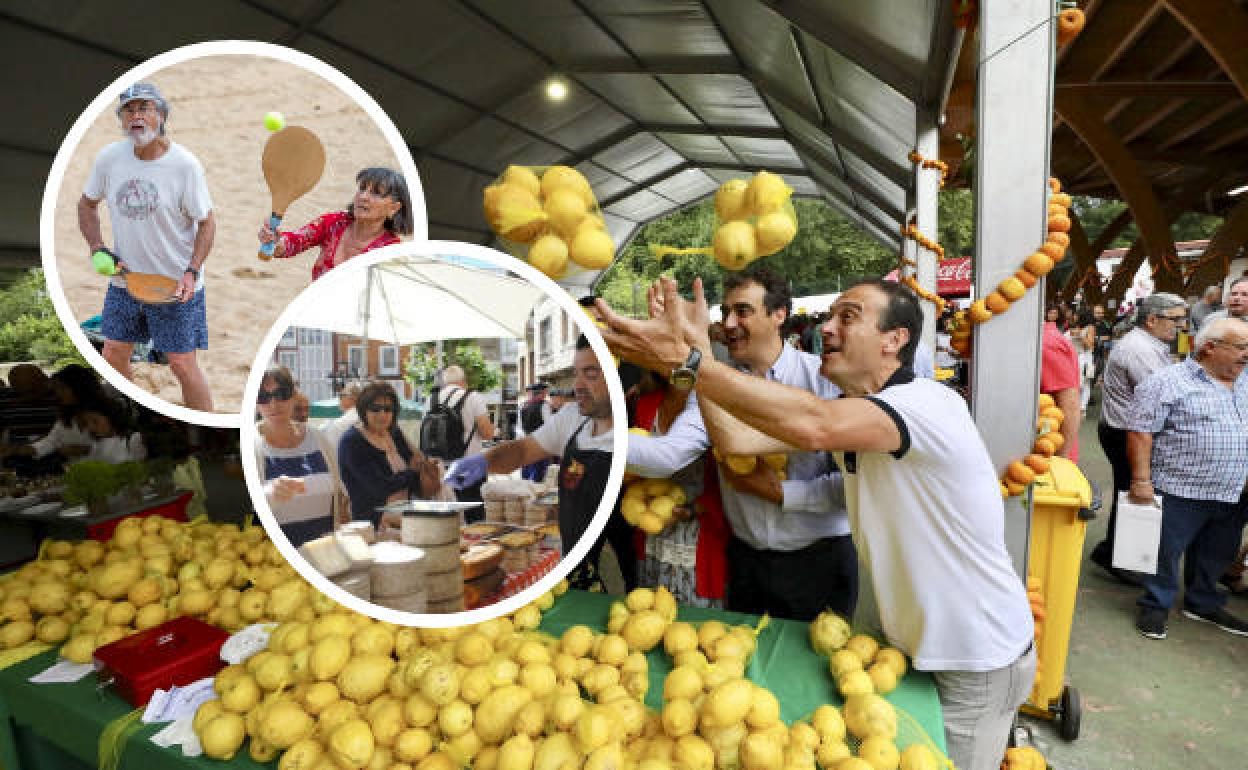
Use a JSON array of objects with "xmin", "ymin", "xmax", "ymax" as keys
[
  {"xmin": 669, "ymin": 347, "xmax": 702, "ymax": 389},
  {"xmin": 184, "ymin": 266, "xmax": 200, "ymax": 279}
]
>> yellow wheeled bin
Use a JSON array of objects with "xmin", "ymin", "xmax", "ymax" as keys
[{"xmin": 1021, "ymin": 456, "xmax": 1095, "ymax": 740}]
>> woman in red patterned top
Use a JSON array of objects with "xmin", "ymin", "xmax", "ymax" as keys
[{"xmin": 258, "ymin": 167, "xmax": 413, "ymax": 280}]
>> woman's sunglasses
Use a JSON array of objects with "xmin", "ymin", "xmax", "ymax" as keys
[
  {"xmin": 257, "ymin": 386, "xmax": 294, "ymax": 404},
  {"xmin": 367, "ymin": 403, "xmax": 396, "ymax": 413}
]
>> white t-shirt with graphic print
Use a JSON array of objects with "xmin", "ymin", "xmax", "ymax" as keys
[{"xmin": 83, "ymin": 140, "xmax": 213, "ymax": 291}]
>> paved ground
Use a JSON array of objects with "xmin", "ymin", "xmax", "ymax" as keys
[{"xmin": 1022, "ymin": 402, "xmax": 1247, "ymax": 770}]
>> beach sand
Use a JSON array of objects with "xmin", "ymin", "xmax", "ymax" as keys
[{"xmin": 51, "ymin": 54, "xmax": 408, "ymax": 415}]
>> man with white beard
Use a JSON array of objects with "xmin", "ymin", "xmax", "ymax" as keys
[{"xmin": 78, "ymin": 82, "xmax": 216, "ymax": 411}]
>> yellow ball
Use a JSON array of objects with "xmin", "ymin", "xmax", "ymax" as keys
[{"xmin": 264, "ymin": 111, "xmax": 285, "ymax": 132}]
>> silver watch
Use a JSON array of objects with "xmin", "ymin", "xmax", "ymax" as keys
[{"xmin": 669, "ymin": 348, "xmax": 702, "ymax": 389}]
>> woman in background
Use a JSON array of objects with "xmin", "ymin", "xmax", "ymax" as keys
[
  {"xmin": 338, "ymin": 382, "xmax": 442, "ymax": 531},
  {"xmin": 252, "ymin": 366, "xmax": 337, "ymax": 546}
]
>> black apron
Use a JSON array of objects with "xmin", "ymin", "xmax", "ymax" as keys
[{"xmin": 558, "ymin": 418, "xmax": 612, "ymax": 552}]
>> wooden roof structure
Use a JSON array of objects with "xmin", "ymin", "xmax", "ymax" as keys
[{"xmin": 1045, "ymin": 0, "xmax": 1248, "ymax": 300}]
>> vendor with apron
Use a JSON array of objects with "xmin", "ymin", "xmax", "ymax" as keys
[{"xmin": 445, "ymin": 334, "xmax": 620, "ymax": 584}]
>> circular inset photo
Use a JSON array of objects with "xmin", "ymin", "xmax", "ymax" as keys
[
  {"xmin": 41, "ymin": 42, "xmax": 423, "ymax": 426},
  {"xmin": 241, "ymin": 242, "xmax": 627, "ymax": 626}
]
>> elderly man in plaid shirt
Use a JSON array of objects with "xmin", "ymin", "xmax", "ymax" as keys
[{"xmin": 1127, "ymin": 317, "xmax": 1248, "ymax": 639}]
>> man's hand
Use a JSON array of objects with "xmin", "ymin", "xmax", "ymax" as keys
[
  {"xmin": 174, "ymin": 271, "xmax": 196, "ymax": 303},
  {"xmin": 444, "ymin": 453, "xmax": 488, "ymax": 490},
  {"xmin": 595, "ymin": 277, "xmax": 713, "ymax": 375},
  {"xmin": 720, "ymin": 458, "xmax": 783, "ymax": 504},
  {"xmin": 268, "ymin": 476, "xmax": 306, "ymax": 503}
]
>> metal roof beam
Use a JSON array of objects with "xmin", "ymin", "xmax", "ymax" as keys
[
  {"xmin": 1055, "ymin": 80, "xmax": 1240, "ymax": 99},
  {"xmin": 561, "ymin": 58, "xmax": 741, "ymax": 75},
  {"xmin": 758, "ymin": 2, "xmax": 921, "ymax": 101},
  {"xmin": 758, "ymin": 85, "xmax": 910, "ymax": 188},
  {"xmin": 791, "ymin": 143, "xmax": 907, "ymax": 224}
]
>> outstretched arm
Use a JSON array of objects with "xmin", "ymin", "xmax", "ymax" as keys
[{"xmin": 596, "ymin": 277, "xmax": 900, "ymax": 455}]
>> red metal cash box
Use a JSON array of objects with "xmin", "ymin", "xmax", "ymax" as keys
[{"xmin": 93, "ymin": 615, "xmax": 229, "ymax": 707}]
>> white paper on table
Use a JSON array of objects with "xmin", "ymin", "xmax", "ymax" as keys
[
  {"xmin": 28, "ymin": 660, "xmax": 94, "ymax": 684},
  {"xmin": 141, "ymin": 677, "xmax": 216, "ymax": 723},
  {"xmin": 150, "ymin": 716, "xmax": 202, "ymax": 757},
  {"xmin": 219, "ymin": 623, "xmax": 275, "ymax": 664},
  {"xmin": 1112, "ymin": 490, "xmax": 1163, "ymax": 574}
]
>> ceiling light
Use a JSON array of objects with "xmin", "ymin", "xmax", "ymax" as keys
[
  {"xmin": 1229, "ymin": 183, "xmax": 1248, "ymax": 196},
  {"xmin": 545, "ymin": 78, "xmax": 568, "ymax": 102}
]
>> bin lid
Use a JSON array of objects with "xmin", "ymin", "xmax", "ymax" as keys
[{"xmin": 1032, "ymin": 456, "xmax": 1091, "ymax": 509}]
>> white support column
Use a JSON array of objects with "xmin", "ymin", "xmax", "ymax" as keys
[
  {"xmin": 972, "ymin": 0, "xmax": 1055, "ymax": 575},
  {"xmin": 914, "ymin": 113, "xmax": 941, "ymax": 352}
]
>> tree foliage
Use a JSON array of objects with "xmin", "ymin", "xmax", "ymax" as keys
[
  {"xmin": 405, "ymin": 341, "xmax": 502, "ymax": 396},
  {"xmin": 0, "ymin": 269, "xmax": 85, "ymax": 369},
  {"xmin": 597, "ymin": 197, "xmax": 901, "ymax": 312},
  {"xmin": 1072, "ymin": 196, "xmax": 1222, "ymax": 249}
]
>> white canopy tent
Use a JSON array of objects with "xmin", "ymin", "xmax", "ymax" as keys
[{"xmin": 292, "ymin": 256, "xmax": 543, "ymax": 346}]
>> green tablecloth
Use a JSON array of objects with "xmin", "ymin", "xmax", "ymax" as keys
[
  {"xmin": 539, "ymin": 590, "xmax": 945, "ymax": 750},
  {"xmin": 0, "ymin": 590, "xmax": 943, "ymax": 770},
  {"xmin": 0, "ymin": 649, "xmax": 274, "ymax": 770}
]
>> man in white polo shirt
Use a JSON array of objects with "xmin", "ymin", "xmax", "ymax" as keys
[{"xmin": 597, "ymin": 277, "xmax": 1034, "ymax": 770}]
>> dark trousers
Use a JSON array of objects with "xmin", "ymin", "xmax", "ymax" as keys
[
  {"xmin": 455, "ymin": 480, "xmax": 485, "ymax": 524},
  {"xmin": 572, "ymin": 512, "xmax": 638, "ymax": 592},
  {"xmin": 1139, "ymin": 491, "xmax": 1248, "ymax": 613},
  {"xmin": 726, "ymin": 535, "xmax": 858, "ymax": 622},
  {"xmin": 1091, "ymin": 421, "xmax": 1131, "ymax": 564}
]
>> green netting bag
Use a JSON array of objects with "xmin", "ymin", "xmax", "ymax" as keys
[
  {"xmin": 649, "ymin": 171, "xmax": 799, "ymax": 271},
  {"xmin": 482, "ymin": 164, "xmax": 616, "ymax": 280}
]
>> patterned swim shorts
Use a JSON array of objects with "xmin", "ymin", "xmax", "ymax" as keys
[{"xmin": 100, "ymin": 283, "xmax": 208, "ymax": 354}]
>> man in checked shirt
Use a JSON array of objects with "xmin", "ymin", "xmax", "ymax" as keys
[{"xmin": 1127, "ymin": 317, "xmax": 1248, "ymax": 640}]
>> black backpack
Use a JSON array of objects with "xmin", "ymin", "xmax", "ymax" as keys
[
  {"xmin": 420, "ymin": 385, "xmax": 476, "ymax": 460},
  {"xmin": 520, "ymin": 400, "xmax": 546, "ymax": 434}
]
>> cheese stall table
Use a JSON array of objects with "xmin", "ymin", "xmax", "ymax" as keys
[
  {"xmin": 0, "ymin": 589, "xmax": 946, "ymax": 770},
  {"xmin": 538, "ymin": 591, "xmax": 947, "ymax": 748}
]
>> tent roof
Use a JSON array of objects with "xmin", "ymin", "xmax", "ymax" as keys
[
  {"xmin": 292, "ymin": 256, "xmax": 543, "ymax": 345},
  {"xmin": 1, "ymin": 1, "xmax": 965, "ymax": 284}
]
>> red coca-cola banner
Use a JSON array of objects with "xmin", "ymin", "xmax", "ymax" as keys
[{"xmin": 886, "ymin": 257, "xmax": 972, "ymax": 297}]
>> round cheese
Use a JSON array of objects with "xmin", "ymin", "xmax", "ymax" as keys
[
  {"xmin": 424, "ymin": 566, "xmax": 465, "ymax": 601},
  {"xmin": 331, "ymin": 569, "xmax": 371, "ymax": 600},
  {"xmin": 369, "ymin": 542, "xmax": 426, "ymax": 598},
  {"xmin": 427, "ymin": 595, "xmax": 465, "ymax": 614},
  {"xmin": 374, "ymin": 590, "xmax": 427, "ymax": 614},
  {"xmin": 400, "ymin": 513, "xmax": 460, "ymax": 546}
]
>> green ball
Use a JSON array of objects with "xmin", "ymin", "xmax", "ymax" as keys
[{"xmin": 263, "ymin": 111, "xmax": 285, "ymax": 132}]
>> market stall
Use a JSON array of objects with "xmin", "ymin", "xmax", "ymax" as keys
[
  {"xmin": 297, "ymin": 481, "xmax": 564, "ymax": 614},
  {"xmin": 0, "ymin": 588, "xmax": 945, "ymax": 770}
]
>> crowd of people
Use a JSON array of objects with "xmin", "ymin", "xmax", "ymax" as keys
[{"xmin": 524, "ymin": 266, "xmax": 1246, "ymax": 770}]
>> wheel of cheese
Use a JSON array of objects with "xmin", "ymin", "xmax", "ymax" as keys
[
  {"xmin": 417, "ymin": 542, "xmax": 460, "ymax": 573},
  {"xmin": 369, "ymin": 542, "xmax": 427, "ymax": 598},
  {"xmin": 331, "ymin": 569, "xmax": 371, "ymax": 600},
  {"xmin": 424, "ymin": 565, "xmax": 465, "ymax": 601},
  {"xmin": 401, "ymin": 512, "xmax": 460, "ymax": 547},
  {"xmin": 373, "ymin": 590, "xmax": 427, "ymax": 614},
  {"xmin": 427, "ymin": 595, "xmax": 465, "ymax": 614}
]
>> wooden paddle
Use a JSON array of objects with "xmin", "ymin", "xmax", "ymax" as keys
[
  {"xmin": 93, "ymin": 247, "xmax": 179, "ymax": 304},
  {"xmin": 258, "ymin": 125, "xmax": 326, "ymax": 260}
]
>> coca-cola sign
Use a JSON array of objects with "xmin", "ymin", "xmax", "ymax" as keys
[
  {"xmin": 937, "ymin": 257, "xmax": 973, "ymax": 296},
  {"xmin": 886, "ymin": 257, "xmax": 972, "ymax": 297}
]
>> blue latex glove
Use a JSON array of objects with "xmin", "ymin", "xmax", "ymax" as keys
[{"xmin": 444, "ymin": 453, "xmax": 488, "ymax": 490}]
